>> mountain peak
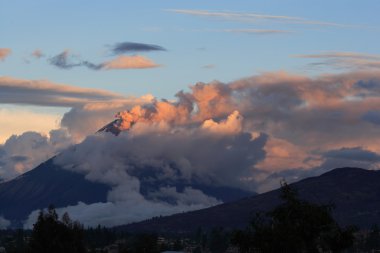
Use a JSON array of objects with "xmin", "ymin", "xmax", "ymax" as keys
[{"xmin": 96, "ymin": 119, "xmax": 121, "ymax": 136}]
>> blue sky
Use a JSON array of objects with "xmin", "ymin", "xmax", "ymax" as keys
[
  {"xmin": 2, "ymin": 0, "xmax": 379, "ymax": 96},
  {"xmin": 1, "ymin": 0, "xmax": 380, "ymax": 141}
]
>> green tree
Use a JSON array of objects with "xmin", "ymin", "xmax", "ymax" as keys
[
  {"xmin": 28, "ymin": 205, "xmax": 87, "ymax": 253},
  {"xmin": 232, "ymin": 182, "xmax": 356, "ymax": 253}
]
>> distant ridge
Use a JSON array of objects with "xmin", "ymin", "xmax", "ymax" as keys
[{"xmin": 117, "ymin": 167, "xmax": 380, "ymax": 234}]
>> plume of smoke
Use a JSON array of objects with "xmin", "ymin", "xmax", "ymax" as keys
[
  {"xmin": 111, "ymin": 81, "xmax": 236, "ymax": 132},
  {"xmin": 29, "ymin": 110, "xmax": 266, "ymax": 227},
  {"xmin": 55, "ymin": 112, "xmax": 267, "ymax": 189}
]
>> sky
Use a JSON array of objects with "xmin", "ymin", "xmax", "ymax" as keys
[{"xmin": 2, "ymin": 0, "xmax": 380, "ymax": 227}]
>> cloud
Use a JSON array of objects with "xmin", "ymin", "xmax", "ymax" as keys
[
  {"xmin": 31, "ymin": 49, "xmax": 44, "ymax": 59},
  {"xmin": 0, "ymin": 48, "xmax": 11, "ymax": 61},
  {"xmin": 0, "ymin": 75, "xmax": 153, "ymax": 146},
  {"xmin": 102, "ymin": 55, "xmax": 160, "ymax": 70},
  {"xmin": 60, "ymin": 95, "xmax": 154, "ymax": 142},
  {"xmin": 49, "ymin": 50, "xmax": 81, "ymax": 69},
  {"xmin": 122, "ymin": 71, "xmax": 380, "ymax": 177},
  {"xmin": 167, "ymin": 9, "xmax": 354, "ymax": 28},
  {"xmin": 296, "ymin": 52, "xmax": 380, "ymax": 61},
  {"xmin": 0, "ymin": 130, "xmax": 73, "ymax": 180},
  {"xmin": 0, "ymin": 108, "xmax": 60, "ymax": 144},
  {"xmin": 256, "ymin": 136, "xmax": 319, "ymax": 172},
  {"xmin": 258, "ymin": 146, "xmax": 380, "ymax": 192},
  {"xmin": 362, "ymin": 110, "xmax": 380, "ymax": 125},
  {"xmin": 0, "ymin": 76, "xmax": 134, "ymax": 107},
  {"xmin": 252, "ymin": 146, "xmax": 380, "ymax": 193},
  {"xmin": 222, "ymin": 29, "xmax": 292, "ymax": 34},
  {"xmin": 202, "ymin": 64, "xmax": 215, "ymax": 69},
  {"xmin": 0, "ymin": 216, "xmax": 10, "ymax": 229},
  {"xmin": 106, "ymin": 71, "xmax": 380, "ymax": 163},
  {"xmin": 49, "ymin": 50, "xmax": 103, "ymax": 70},
  {"xmin": 0, "ymin": 98, "xmax": 154, "ymax": 179},
  {"xmin": 323, "ymin": 147, "xmax": 380, "ymax": 163},
  {"xmin": 48, "ymin": 50, "xmax": 159, "ymax": 70},
  {"xmin": 55, "ymin": 113, "xmax": 267, "ymax": 190},
  {"xmin": 25, "ymin": 192, "xmax": 219, "ymax": 228},
  {"xmin": 21, "ymin": 111, "xmax": 266, "ymax": 227},
  {"xmin": 111, "ymin": 42, "xmax": 166, "ymax": 54},
  {"xmin": 201, "ymin": 110, "xmax": 243, "ymax": 134},
  {"xmin": 7, "ymin": 70, "xmax": 380, "ymax": 227},
  {"xmin": 294, "ymin": 51, "xmax": 380, "ymax": 70},
  {"xmin": 7, "ymin": 70, "xmax": 380, "ymax": 185}
]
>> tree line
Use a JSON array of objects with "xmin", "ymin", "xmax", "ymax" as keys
[{"xmin": 2, "ymin": 183, "xmax": 380, "ymax": 252}]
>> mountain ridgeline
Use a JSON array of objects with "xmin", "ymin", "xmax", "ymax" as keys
[{"xmin": 118, "ymin": 167, "xmax": 380, "ymax": 234}]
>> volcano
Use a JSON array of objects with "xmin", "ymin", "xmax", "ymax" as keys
[{"xmin": 0, "ymin": 137, "xmax": 254, "ymax": 227}]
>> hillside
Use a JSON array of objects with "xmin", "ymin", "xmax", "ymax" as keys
[
  {"xmin": 0, "ymin": 159, "xmax": 110, "ymax": 226},
  {"xmin": 118, "ymin": 167, "xmax": 380, "ymax": 233}
]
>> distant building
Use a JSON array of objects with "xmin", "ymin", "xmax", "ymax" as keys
[{"xmin": 0, "ymin": 246, "xmax": 6, "ymax": 253}]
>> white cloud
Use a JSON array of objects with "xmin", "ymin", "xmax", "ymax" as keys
[
  {"xmin": 0, "ymin": 108, "xmax": 61, "ymax": 144},
  {"xmin": 0, "ymin": 216, "xmax": 10, "ymax": 229},
  {"xmin": 0, "ymin": 130, "xmax": 73, "ymax": 180},
  {"xmin": 294, "ymin": 51, "xmax": 380, "ymax": 70},
  {"xmin": 167, "ymin": 9, "xmax": 354, "ymax": 28},
  {"xmin": 103, "ymin": 55, "xmax": 160, "ymax": 70}
]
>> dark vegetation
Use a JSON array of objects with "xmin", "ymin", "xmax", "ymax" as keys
[
  {"xmin": 231, "ymin": 182, "xmax": 356, "ymax": 253},
  {"xmin": 2, "ymin": 183, "xmax": 380, "ymax": 252}
]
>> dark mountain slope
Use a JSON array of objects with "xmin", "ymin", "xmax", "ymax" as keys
[
  {"xmin": 0, "ymin": 159, "xmax": 110, "ymax": 224},
  {"xmin": 0, "ymin": 157, "xmax": 254, "ymax": 227},
  {"xmin": 119, "ymin": 167, "xmax": 380, "ymax": 233}
]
